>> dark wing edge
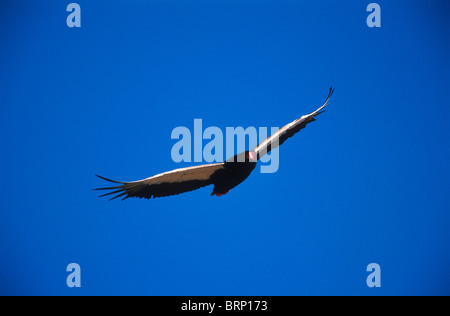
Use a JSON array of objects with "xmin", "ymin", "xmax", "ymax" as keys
[
  {"xmin": 253, "ymin": 86, "xmax": 334, "ymax": 159},
  {"xmin": 94, "ymin": 163, "xmax": 225, "ymax": 200}
]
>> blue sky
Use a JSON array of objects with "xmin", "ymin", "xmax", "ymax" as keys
[{"xmin": 0, "ymin": 0, "xmax": 448, "ymax": 295}]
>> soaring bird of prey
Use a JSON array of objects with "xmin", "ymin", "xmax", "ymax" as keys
[{"xmin": 95, "ymin": 86, "xmax": 334, "ymax": 200}]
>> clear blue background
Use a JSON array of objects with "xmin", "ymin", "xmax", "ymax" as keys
[{"xmin": 1, "ymin": 0, "xmax": 448, "ymax": 295}]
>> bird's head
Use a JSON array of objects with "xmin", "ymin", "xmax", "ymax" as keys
[
  {"xmin": 245, "ymin": 151, "xmax": 257, "ymax": 162},
  {"xmin": 226, "ymin": 151, "xmax": 258, "ymax": 164}
]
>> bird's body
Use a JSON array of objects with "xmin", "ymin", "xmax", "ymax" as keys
[
  {"xmin": 211, "ymin": 151, "xmax": 257, "ymax": 196},
  {"xmin": 95, "ymin": 87, "xmax": 334, "ymax": 200}
]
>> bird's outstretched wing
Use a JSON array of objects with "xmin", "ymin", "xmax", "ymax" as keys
[
  {"xmin": 94, "ymin": 163, "xmax": 225, "ymax": 200},
  {"xmin": 253, "ymin": 86, "xmax": 334, "ymax": 159}
]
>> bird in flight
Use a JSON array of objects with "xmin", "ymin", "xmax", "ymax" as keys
[{"xmin": 95, "ymin": 87, "xmax": 334, "ymax": 200}]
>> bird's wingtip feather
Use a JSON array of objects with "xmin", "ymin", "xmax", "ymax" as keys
[{"xmin": 96, "ymin": 174, "xmax": 126, "ymax": 184}]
